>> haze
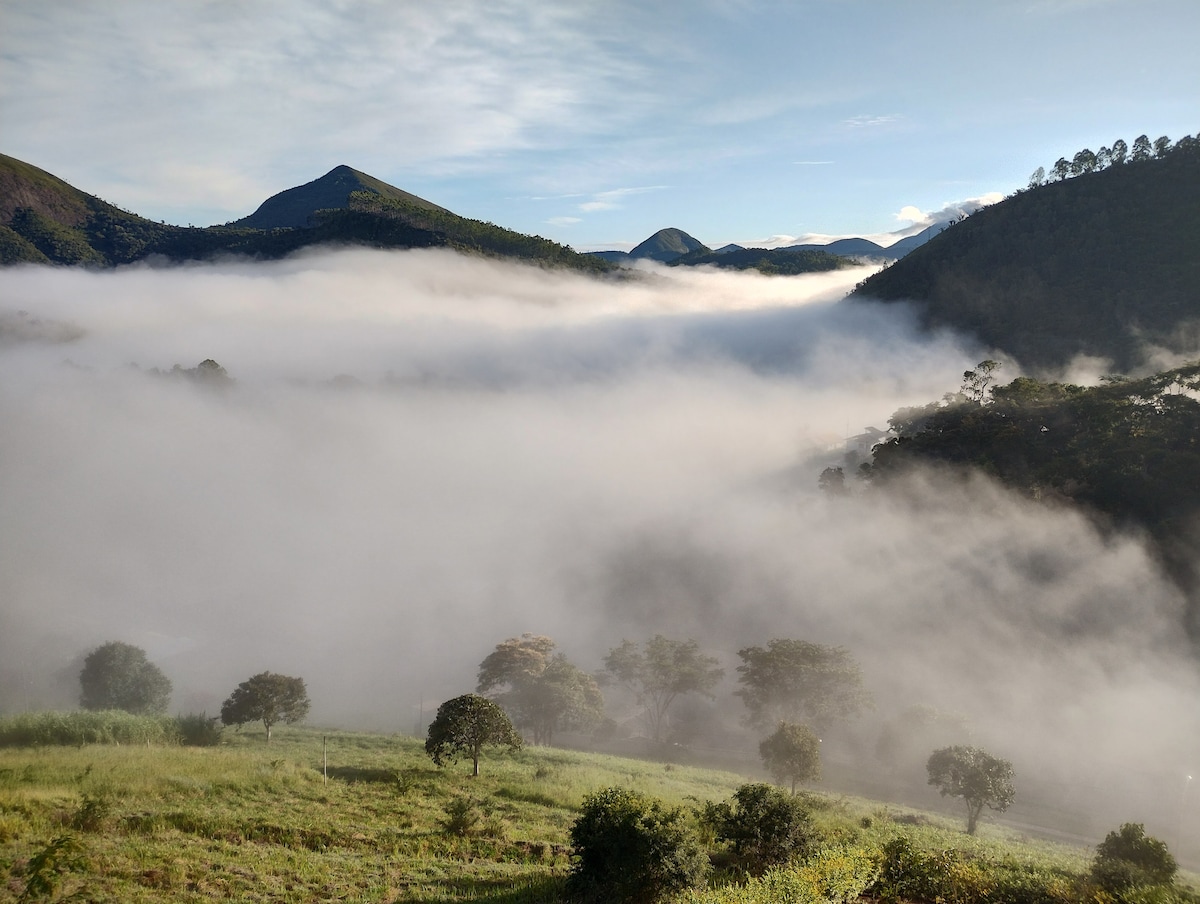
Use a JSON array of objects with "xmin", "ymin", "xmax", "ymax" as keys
[{"xmin": 1, "ymin": 251, "xmax": 1196, "ymax": 849}]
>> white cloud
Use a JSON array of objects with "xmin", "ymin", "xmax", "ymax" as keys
[
  {"xmin": 547, "ymin": 216, "xmax": 582, "ymax": 226},
  {"xmin": 578, "ymin": 186, "xmax": 667, "ymax": 213},
  {"xmin": 893, "ymin": 193, "xmax": 1005, "ymax": 228}
]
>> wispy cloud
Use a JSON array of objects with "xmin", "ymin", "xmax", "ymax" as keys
[
  {"xmin": 894, "ymin": 193, "xmax": 1004, "ymax": 228},
  {"xmin": 547, "ymin": 216, "xmax": 582, "ymax": 226},
  {"xmin": 842, "ymin": 114, "xmax": 900, "ymax": 128},
  {"xmin": 578, "ymin": 186, "xmax": 667, "ymax": 213},
  {"xmin": 793, "ymin": 160, "xmax": 834, "ymax": 166}
]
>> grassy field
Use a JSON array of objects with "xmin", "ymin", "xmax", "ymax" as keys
[{"xmin": 0, "ymin": 723, "xmax": 1186, "ymax": 903}]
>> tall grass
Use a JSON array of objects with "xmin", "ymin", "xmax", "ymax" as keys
[{"xmin": 0, "ymin": 710, "xmax": 174, "ymax": 747}]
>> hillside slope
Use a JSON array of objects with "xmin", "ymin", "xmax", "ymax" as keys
[
  {"xmin": 0, "ymin": 155, "xmax": 612, "ymax": 273},
  {"xmin": 852, "ymin": 141, "xmax": 1200, "ymax": 371}
]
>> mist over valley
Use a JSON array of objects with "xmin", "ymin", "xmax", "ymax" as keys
[{"xmin": 3, "ymin": 242, "xmax": 1200, "ymax": 850}]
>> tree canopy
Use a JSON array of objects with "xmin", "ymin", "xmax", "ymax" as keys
[
  {"xmin": 219, "ymin": 672, "xmax": 311, "ymax": 742},
  {"xmin": 926, "ymin": 745, "xmax": 1015, "ymax": 834},
  {"xmin": 602, "ymin": 635, "xmax": 723, "ymax": 744},
  {"xmin": 735, "ymin": 638, "xmax": 871, "ymax": 731},
  {"xmin": 758, "ymin": 721, "xmax": 822, "ymax": 795},
  {"xmin": 78, "ymin": 641, "xmax": 172, "ymax": 716},
  {"xmin": 476, "ymin": 634, "xmax": 604, "ymax": 745},
  {"xmin": 425, "ymin": 693, "xmax": 522, "ymax": 776}
]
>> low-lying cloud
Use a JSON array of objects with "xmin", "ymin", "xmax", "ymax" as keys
[{"xmin": 1, "ymin": 248, "xmax": 1196, "ymax": 849}]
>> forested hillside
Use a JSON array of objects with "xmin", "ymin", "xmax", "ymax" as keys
[
  {"xmin": 867, "ymin": 361, "xmax": 1200, "ymax": 623},
  {"xmin": 852, "ymin": 136, "xmax": 1200, "ymax": 372},
  {"xmin": 0, "ymin": 156, "xmax": 613, "ymax": 273}
]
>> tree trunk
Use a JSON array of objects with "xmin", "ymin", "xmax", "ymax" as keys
[
  {"xmin": 266, "ymin": 721, "xmax": 272, "ymax": 743},
  {"xmin": 966, "ymin": 801, "xmax": 982, "ymax": 835}
]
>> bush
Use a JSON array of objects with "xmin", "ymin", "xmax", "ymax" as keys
[
  {"xmin": 683, "ymin": 845, "xmax": 878, "ymax": 904},
  {"xmin": 173, "ymin": 712, "xmax": 223, "ymax": 747},
  {"xmin": 441, "ymin": 797, "xmax": 482, "ymax": 836},
  {"xmin": 569, "ymin": 787, "xmax": 710, "ymax": 903},
  {"xmin": 871, "ymin": 836, "xmax": 994, "ymax": 904},
  {"xmin": 1092, "ymin": 823, "xmax": 1177, "ymax": 892},
  {"xmin": 703, "ymin": 783, "xmax": 815, "ymax": 874}
]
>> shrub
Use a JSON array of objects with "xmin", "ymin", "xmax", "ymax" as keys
[
  {"xmin": 703, "ymin": 782, "xmax": 815, "ymax": 874},
  {"xmin": 441, "ymin": 797, "xmax": 482, "ymax": 836},
  {"xmin": 871, "ymin": 836, "xmax": 994, "ymax": 904},
  {"xmin": 569, "ymin": 787, "xmax": 710, "ymax": 903},
  {"xmin": 683, "ymin": 845, "xmax": 878, "ymax": 904},
  {"xmin": 1092, "ymin": 823, "xmax": 1177, "ymax": 892},
  {"xmin": 173, "ymin": 712, "xmax": 223, "ymax": 747}
]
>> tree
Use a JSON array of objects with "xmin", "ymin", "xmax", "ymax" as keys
[
  {"xmin": 703, "ymin": 782, "xmax": 814, "ymax": 873},
  {"xmin": 960, "ymin": 359, "xmax": 1000, "ymax": 403},
  {"xmin": 602, "ymin": 635, "xmax": 723, "ymax": 744},
  {"xmin": 1027, "ymin": 166, "xmax": 1045, "ymax": 189},
  {"xmin": 568, "ymin": 787, "xmax": 709, "ymax": 903},
  {"xmin": 1132, "ymin": 134, "xmax": 1153, "ymax": 162},
  {"xmin": 1153, "ymin": 135, "xmax": 1172, "ymax": 158},
  {"xmin": 476, "ymin": 634, "xmax": 604, "ymax": 745},
  {"xmin": 1110, "ymin": 138, "xmax": 1128, "ymax": 165},
  {"xmin": 735, "ymin": 638, "xmax": 871, "ymax": 731},
  {"xmin": 759, "ymin": 721, "xmax": 822, "ymax": 794},
  {"xmin": 78, "ymin": 641, "xmax": 172, "ymax": 715},
  {"xmin": 425, "ymin": 693, "xmax": 522, "ymax": 776},
  {"xmin": 219, "ymin": 672, "xmax": 310, "ymax": 742},
  {"xmin": 1091, "ymin": 822, "xmax": 1177, "ymax": 891},
  {"xmin": 817, "ymin": 466, "xmax": 848, "ymax": 496},
  {"xmin": 926, "ymin": 745, "xmax": 1015, "ymax": 834}
]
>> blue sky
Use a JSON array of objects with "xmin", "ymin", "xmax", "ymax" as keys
[{"xmin": 2, "ymin": 0, "xmax": 1197, "ymax": 250}]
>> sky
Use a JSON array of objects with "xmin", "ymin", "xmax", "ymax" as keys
[{"xmin": 2, "ymin": 0, "xmax": 1198, "ymax": 250}]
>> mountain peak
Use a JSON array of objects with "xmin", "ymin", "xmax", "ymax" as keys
[
  {"xmin": 629, "ymin": 227, "xmax": 709, "ymax": 263},
  {"xmin": 232, "ymin": 165, "xmax": 446, "ymax": 229}
]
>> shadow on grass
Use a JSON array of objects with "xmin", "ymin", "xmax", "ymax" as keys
[{"xmin": 322, "ymin": 765, "xmax": 401, "ymax": 783}]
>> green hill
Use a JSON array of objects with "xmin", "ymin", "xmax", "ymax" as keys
[
  {"xmin": 851, "ymin": 138, "xmax": 1200, "ymax": 372},
  {"xmin": 0, "ymin": 719, "xmax": 1135, "ymax": 904},
  {"xmin": 0, "ymin": 155, "xmax": 613, "ymax": 273},
  {"xmin": 630, "ymin": 227, "xmax": 709, "ymax": 262},
  {"xmin": 232, "ymin": 164, "xmax": 448, "ymax": 229},
  {"xmin": 673, "ymin": 245, "xmax": 854, "ymax": 275}
]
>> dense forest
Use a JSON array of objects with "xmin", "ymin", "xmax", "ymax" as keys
[
  {"xmin": 672, "ymin": 245, "xmax": 853, "ymax": 275},
  {"xmin": 866, "ymin": 361, "xmax": 1200, "ymax": 625},
  {"xmin": 852, "ymin": 135, "xmax": 1200, "ymax": 372}
]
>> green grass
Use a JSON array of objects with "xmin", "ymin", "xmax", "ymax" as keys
[{"xmin": 0, "ymin": 724, "xmax": 1193, "ymax": 903}]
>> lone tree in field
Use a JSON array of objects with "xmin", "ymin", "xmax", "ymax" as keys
[
  {"xmin": 476, "ymin": 634, "xmax": 605, "ymax": 745},
  {"xmin": 735, "ymin": 638, "xmax": 871, "ymax": 731},
  {"xmin": 602, "ymin": 635, "xmax": 723, "ymax": 744},
  {"xmin": 425, "ymin": 693, "xmax": 522, "ymax": 776},
  {"xmin": 79, "ymin": 641, "xmax": 172, "ymax": 715},
  {"xmin": 926, "ymin": 745, "xmax": 1015, "ymax": 834},
  {"xmin": 220, "ymin": 672, "xmax": 310, "ymax": 742},
  {"xmin": 759, "ymin": 721, "xmax": 822, "ymax": 794}
]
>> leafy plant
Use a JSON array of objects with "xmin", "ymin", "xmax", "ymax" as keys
[
  {"xmin": 172, "ymin": 712, "xmax": 223, "ymax": 747},
  {"xmin": 1091, "ymin": 823, "xmax": 1177, "ymax": 892},
  {"xmin": 569, "ymin": 786, "xmax": 710, "ymax": 903},
  {"xmin": 18, "ymin": 833, "xmax": 86, "ymax": 902},
  {"xmin": 703, "ymin": 782, "xmax": 815, "ymax": 874}
]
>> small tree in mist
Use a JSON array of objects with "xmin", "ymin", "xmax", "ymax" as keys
[
  {"xmin": 759, "ymin": 721, "xmax": 821, "ymax": 794},
  {"xmin": 926, "ymin": 745, "xmax": 1015, "ymax": 835},
  {"xmin": 220, "ymin": 672, "xmax": 310, "ymax": 742},
  {"xmin": 425, "ymin": 693, "xmax": 522, "ymax": 776},
  {"xmin": 79, "ymin": 641, "xmax": 172, "ymax": 715},
  {"xmin": 602, "ymin": 635, "xmax": 723, "ymax": 744},
  {"xmin": 476, "ymin": 634, "xmax": 604, "ymax": 745},
  {"xmin": 735, "ymin": 638, "xmax": 871, "ymax": 732}
]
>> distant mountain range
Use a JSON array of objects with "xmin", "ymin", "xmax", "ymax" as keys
[
  {"xmin": 588, "ymin": 222, "xmax": 945, "ymax": 267},
  {"xmin": 0, "ymin": 155, "xmax": 610, "ymax": 273},
  {"xmin": 852, "ymin": 137, "xmax": 1200, "ymax": 371}
]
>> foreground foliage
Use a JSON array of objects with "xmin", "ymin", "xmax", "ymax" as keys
[{"xmin": 0, "ymin": 721, "xmax": 1192, "ymax": 903}]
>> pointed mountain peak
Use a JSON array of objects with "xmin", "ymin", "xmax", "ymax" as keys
[
  {"xmin": 629, "ymin": 227, "xmax": 709, "ymax": 262},
  {"xmin": 232, "ymin": 165, "xmax": 447, "ymax": 229}
]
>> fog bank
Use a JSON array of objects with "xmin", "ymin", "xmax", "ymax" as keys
[{"xmin": 1, "ymin": 249, "xmax": 1196, "ymax": 849}]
